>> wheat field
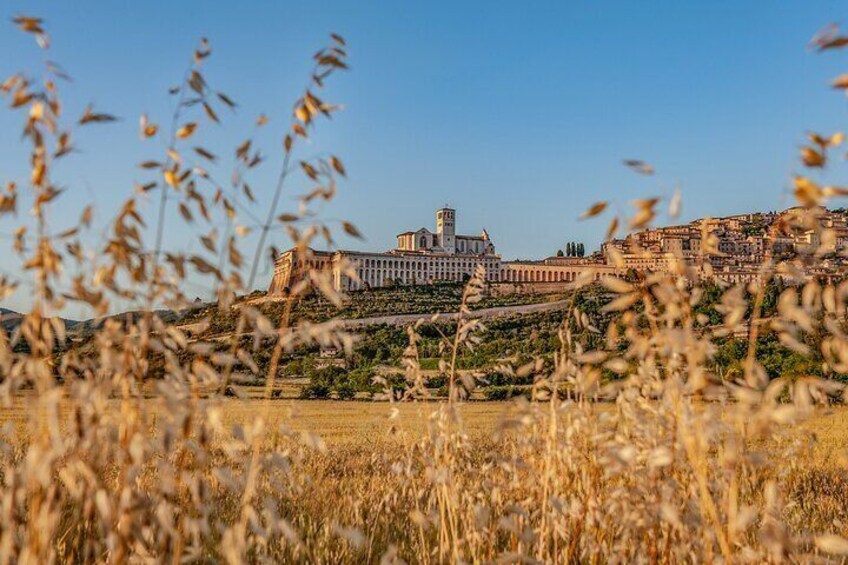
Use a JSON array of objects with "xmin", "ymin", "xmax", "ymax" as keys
[
  {"xmin": 3, "ymin": 395, "xmax": 848, "ymax": 562},
  {"xmin": 4, "ymin": 396, "xmax": 848, "ymax": 452}
]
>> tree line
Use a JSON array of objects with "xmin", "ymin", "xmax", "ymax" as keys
[{"xmin": 557, "ymin": 242, "xmax": 585, "ymax": 257}]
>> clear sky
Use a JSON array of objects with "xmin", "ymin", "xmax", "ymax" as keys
[{"xmin": 2, "ymin": 1, "xmax": 848, "ymax": 315}]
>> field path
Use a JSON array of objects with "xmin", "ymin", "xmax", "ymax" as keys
[{"xmin": 340, "ymin": 298, "xmax": 571, "ymax": 328}]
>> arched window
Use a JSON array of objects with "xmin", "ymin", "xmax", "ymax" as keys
[{"xmin": 420, "ymin": 236, "xmax": 426, "ymax": 247}]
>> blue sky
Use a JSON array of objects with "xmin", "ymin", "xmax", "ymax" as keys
[{"xmin": 2, "ymin": 1, "xmax": 848, "ymax": 314}]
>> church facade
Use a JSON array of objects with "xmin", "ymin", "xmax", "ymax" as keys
[
  {"xmin": 268, "ymin": 207, "xmax": 505, "ymax": 294},
  {"xmin": 395, "ymin": 208, "xmax": 495, "ymax": 256}
]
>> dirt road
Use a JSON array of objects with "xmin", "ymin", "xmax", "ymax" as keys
[
  {"xmin": 340, "ymin": 299, "xmax": 571, "ymax": 328},
  {"xmin": 196, "ymin": 298, "xmax": 572, "ymax": 341}
]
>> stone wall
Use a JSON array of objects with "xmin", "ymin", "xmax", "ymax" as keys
[{"xmin": 487, "ymin": 281, "xmax": 573, "ymax": 296}]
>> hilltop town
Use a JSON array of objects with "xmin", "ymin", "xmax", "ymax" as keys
[
  {"xmin": 269, "ymin": 206, "xmax": 848, "ymax": 294},
  {"xmin": 603, "ymin": 206, "xmax": 848, "ymax": 283}
]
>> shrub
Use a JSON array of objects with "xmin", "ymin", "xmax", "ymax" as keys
[
  {"xmin": 384, "ymin": 373, "xmax": 408, "ymax": 395},
  {"xmin": 483, "ymin": 385, "xmax": 526, "ymax": 401},
  {"xmin": 483, "ymin": 371, "xmax": 515, "ymax": 387},
  {"xmin": 335, "ymin": 381, "xmax": 356, "ymax": 400},
  {"xmin": 299, "ymin": 382, "xmax": 331, "ymax": 399},
  {"xmin": 425, "ymin": 375, "xmax": 447, "ymax": 389}
]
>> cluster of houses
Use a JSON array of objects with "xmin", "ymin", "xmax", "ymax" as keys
[{"xmin": 603, "ymin": 207, "xmax": 848, "ymax": 284}]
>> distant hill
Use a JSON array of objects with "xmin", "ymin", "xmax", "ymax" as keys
[
  {"xmin": 0, "ymin": 308, "xmax": 23, "ymax": 331},
  {"xmin": 0, "ymin": 308, "xmax": 84, "ymax": 333},
  {"xmin": 0, "ymin": 304, "xmax": 205, "ymax": 338}
]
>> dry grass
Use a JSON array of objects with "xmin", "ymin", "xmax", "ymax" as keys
[
  {"xmin": 6, "ymin": 13, "xmax": 848, "ymax": 564},
  {"xmin": 0, "ymin": 396, "xmax": 509, "ymax": 444},
  {"xmin": 3, "ymin": 395, "xmax": 848, "ymax": 452},
  {"xmin": 3, "ymin": 396, "xmax": 848, "ymax": 562}
]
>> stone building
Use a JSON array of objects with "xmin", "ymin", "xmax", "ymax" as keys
[
  {"xmin": 267, "ymin": 205, "xmax": 848, "ymax": 295},
  {"xmin": 499, "ymin": 257, "xmax": 616, "ymax": 284},
  {"xmin": 269, "ymin": 207, "xmax": 503, "ymax": 294},
  {"xmin": 395, "ymin": 207, "xmax": 496, "ymax": 256}
]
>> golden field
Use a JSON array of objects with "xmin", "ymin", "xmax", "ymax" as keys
[
  {"xmin": 4, "ymin": 394, "xmax": 848, "ymax": 562},
  {"xmin": 0, "ymin": 396, "xmax": 512, "ymax": 444},
  {"xmin": 2, "ymin": 396, "xmax": 848, "ymax": 454}
]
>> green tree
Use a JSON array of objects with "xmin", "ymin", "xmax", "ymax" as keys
[{"xmin": 335, "ymin": 379, "xmax": 356, "ymax": 400}]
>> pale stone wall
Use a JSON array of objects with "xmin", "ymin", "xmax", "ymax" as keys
[
  {"xmin": 343, "ymin": 251, "xmax": 501, "ymax": 291},
  {"xmin": 499, "ymin": 262, "xmax": 618, "ymax": 285},
  {"xmin": 267, "ymin": 250, "xmax": 294, "ymax": 295},
  {"xmin": 266, "ymin": 249, "xmax": 332, "ymax": 295},
  {"xmin": 488, "ymin": 281, "xmax": 576, "ymax": 296},
  {"xmin": 269, "ymin": 248, "xmax": 505, "ymax": 295}
]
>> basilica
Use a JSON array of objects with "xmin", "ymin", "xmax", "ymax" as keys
[{"xmin": 268, "ymin": 207, "xmax": 508, "ymax": 293}]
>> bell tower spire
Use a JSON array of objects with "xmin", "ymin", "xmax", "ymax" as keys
[{"xmin": 436, "ymin": 206, "xmax": 456, "ymax": 253}]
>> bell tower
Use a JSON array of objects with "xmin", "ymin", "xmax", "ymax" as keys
[{"xmin": 436, "ymin": 206, "xmax": 456, "ymax": 253}]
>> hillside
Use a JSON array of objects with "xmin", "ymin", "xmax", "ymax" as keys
[
  {"xmin": 17, "ymin": 274, "xmax": 808, "ymax": 402},
  {"xmin": 242, "ymin": 279, "xmax": 816, "ymax": 401},
  {"xmin": 181, "ymin": 283, "xmax": 569, "ymax": 337},
  {"xmin": 0, "ymin": 308, "xmax": 85, "ymax": 333}
]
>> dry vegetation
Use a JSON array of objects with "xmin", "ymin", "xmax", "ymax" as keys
[{"xmin": 5, "ymin": 14, "xmax": 848, "ymax": 564}]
